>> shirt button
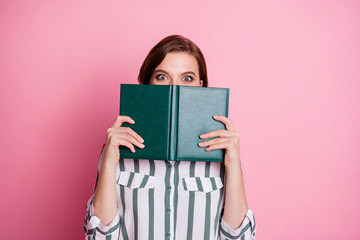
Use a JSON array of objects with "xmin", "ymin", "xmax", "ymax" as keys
[
  {"xmin": 167, "ymin": 207, "xmax": 171, "ymax": 213},
  {"xmin": 166, "ymin": 185, "xmax": 172, "ymax": 190}
]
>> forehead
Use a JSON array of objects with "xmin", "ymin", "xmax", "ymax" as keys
[{"xmin": 155, "ymin": 52, "xmax": 199, "ymax": 73}]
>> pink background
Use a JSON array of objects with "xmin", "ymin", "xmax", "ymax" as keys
[{"xmin": 1, "ymin": 0, "xmax": 359, "ymax": 239}]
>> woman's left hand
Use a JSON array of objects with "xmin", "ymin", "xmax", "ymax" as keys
[
  {"xmin": 199, "ymin": 115, "xmax": 249, "ymax": 230},
  {"xmin": 198, "ymin": 115, "xmax": 242, "ymax": 170}
]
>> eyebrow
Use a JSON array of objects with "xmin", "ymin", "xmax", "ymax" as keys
[{"xmin": 153, "ymin": 69, "xmax": 197, "ymax": 77}]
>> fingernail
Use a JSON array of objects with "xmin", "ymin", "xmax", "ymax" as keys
[
  {"xmin": 140, "ymin": 143, "xmax": 145, "ymax": 148},
  {"xmin": 199, "ymin": 134, "xmax": 204, "ymax": 138}
]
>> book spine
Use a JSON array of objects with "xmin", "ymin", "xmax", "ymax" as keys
[
  {"xmin": 169, "ymin": 85, "xmax": 179, "ymax": 161},
  {"xmin": 226, "ymin": 88, "xmax": 229, "ymax": 117}
]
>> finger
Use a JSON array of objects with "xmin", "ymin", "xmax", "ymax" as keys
[
  {"xmin": 212, "ymin": 115, "xmax": 236, "ymax": 131},
  {"xmin": 204, "ymin": 139, "xmax": 231, "ymax": 151},
  {"xmin": 117, "ymin": 138, "xmax": 136, "ymax": 153},
  {"xmin": 107, "ymin": 126, "xmax": 145, "ymax": 145},
  {"xmin": 117, "ymin": 131, "xmax": 145, "ymax": 149},
  {"xmin": 198, "ymin": 137, "xmax": 227, "ymax": 148},
  {"xmin": 119, "ymin": 126, "xmax": 145, "ymax": 143},
  {"xmin": 199, "ymin": 129, "xmax": 236, "ymax": 139},
  {"xmin": 111, "ymin": 115, "xmax": 135, "ymax": 128}
]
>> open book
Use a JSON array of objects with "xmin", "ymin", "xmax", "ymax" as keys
[{"xmin": 119, "ymin": 84, "xmax": 229, "ymax": 162}]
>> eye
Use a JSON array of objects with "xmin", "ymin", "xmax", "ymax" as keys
[
  {"xmin": 155, "ymin": 74, "xmax": 168, "ymax": 80},
  {"xmin": 182, "ymin": 76, "xmax": 194, "ymax": 82}
]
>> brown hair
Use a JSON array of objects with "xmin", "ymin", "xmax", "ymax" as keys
[{"xmin": 138, "ymin": 35, "xmax": 208, "ymax": 87}]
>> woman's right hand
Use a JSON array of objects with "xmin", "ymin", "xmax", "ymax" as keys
[{"xmin": 102, "ymin": 115, "xmax": 145, "ymax": 166}]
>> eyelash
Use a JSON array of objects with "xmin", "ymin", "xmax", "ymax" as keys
[{"xmin": 155, "ymin": 74, "xmax": 194, "ymax": 81}]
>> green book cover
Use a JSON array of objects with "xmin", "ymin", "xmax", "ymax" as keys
[{"xmin": 119, "ymin": 84, "xmax": 229, "ymax": 162}]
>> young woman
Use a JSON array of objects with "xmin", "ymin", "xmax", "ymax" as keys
[{"xmin": 84, "ymin": 35, "xmax": 256, "ymax": 240}]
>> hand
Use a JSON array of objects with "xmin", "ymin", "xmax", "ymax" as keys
[
  {"xmin": 103, "ymin": 115, "xmax": 145, "ymax": 166},
  {"xmin": 198, "ymin": 115, "xmax": 242, "ymax": 170},
  {"xmin": 198, "ymin": 116, "xmax": 249, "ymax": 230}
]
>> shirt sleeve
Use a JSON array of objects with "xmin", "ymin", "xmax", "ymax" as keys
[
  {"xmin": 219, "ymin": 208, "xmax": 257, "ymax": 240},
  {"xmin": 83, "ymin": 144, "xmax": 121, "ymax": 240}
]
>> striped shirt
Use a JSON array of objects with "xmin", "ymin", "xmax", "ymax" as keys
[{"xmin": 84, "ymin": 145, "xmax": 256, "ymax": 240}]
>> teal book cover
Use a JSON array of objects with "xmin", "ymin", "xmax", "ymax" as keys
[{"xmin": 119, "ymin": 84, "xmax": 229, "ymax": 162}]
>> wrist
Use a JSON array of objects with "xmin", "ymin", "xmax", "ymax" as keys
[
  {"xmin": 102, "ymin": 146, "xmax": 119, "ymax": 168},
  {"xmin": 225, "ymin": 166, "xmax": 244, "ymax": 179},
  {"xmin": 102, "ymin": 156, "xmax": 118, "ymax": 170},
  {"xmin": 225, "ymin": 160, "xmax": 243, "ymax": 174}
]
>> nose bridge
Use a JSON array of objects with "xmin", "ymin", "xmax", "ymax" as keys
[
  {"xmin": 170, "ymin": 80, "xmax": 181, "ymax": 86},
  {"xmin": 168, "ymin": 73, "xmax": 181, "ymax": 85},
  {"xmin": 169, "ymin": 77, "xmax": 178, "ymax": 85}
]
